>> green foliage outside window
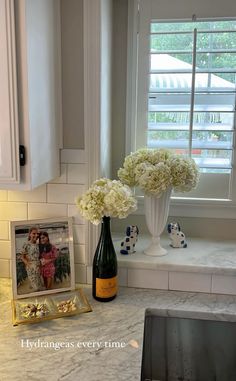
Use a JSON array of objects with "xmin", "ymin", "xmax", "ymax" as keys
[{"xmin": 150, "ymin": 20, "xmax": 236, "ymax": 81}]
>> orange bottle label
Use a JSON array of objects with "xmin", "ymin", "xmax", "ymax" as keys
[{"xmin": 96, "ymin": 276, "xmax": 118, "ymax": 298}]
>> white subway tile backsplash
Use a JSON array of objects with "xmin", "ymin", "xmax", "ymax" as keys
[
  {"xmin": 0, "ymin": 191, "xmax": 7, "ymax": 201},
  {"xmin": 9, "ymin": 259, "xmax": 12, "ymax": 279},
  {"xmin": 68, "ymin": 204, "xmax": 85, "ymax": 224},
  {"xmin": 47, "ymin": 184, "xmax": 85, "ymax": 204},
  {"xmin": 128, "ymin": 268, "xmax": 168, "ymax": 289},
  {"xmin": 75, "ymin": 264, "xmax": 87, "ymax": 284},
  {"xmin": 61, "ymin": 149, "xmax": 86, "ymax": 164},
  {"xmin": 0, "ymin": 202, "xmax": 27, "ymax": 221},
  {"xmin": 86, "ymin": 266, "xmax": 92, "ymax": 284},
  {"xmin": 0, "ymin": 259, "xmax": 10, "ymax": 277},
  {"xmin": 67, "ymin": 164, "xmax": 88, "ymax": 184},
  {"xmin": 74, "ymin": 244, "xmax": 86, "ymax": 264},
  {"xmin": 73, "ymin": 225, "xmax": 86, "ymax": 244},
  {"xmin": 0, "ymin": 221, "xmax": 9, "ymax": 240},
  {"xmin": 118, "ymin": 267, "xmax": 128, "ymax": 287},
  {"xmin": 8, "ymin": 185, "xmax": 47, "ymax": 202},
  {"xmin": 212, "ymin": 275, "xmax": 236, "ymax": 295},
  {"xmin": 169, "ymin": 271, "xmax": 211, "ymax": 293},
  {"xmin": 28, "ymin": 203, "xmax": 67, "ymax": 219},
  {"xmin": 0, "ymin": 241, "xmax": 11, "ymax": 259},
  {"xmin": 49, "ymin": 164, "xmax": 67, "ymax": 184}
]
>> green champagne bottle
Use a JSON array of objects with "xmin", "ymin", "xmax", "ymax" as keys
[{"xmin": 92, "ymin": 216, "xmax": 118, "ymax": 302}]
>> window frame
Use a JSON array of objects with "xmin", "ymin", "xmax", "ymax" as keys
[{"xmin": 126, "ymin": 0, "xmax": 236, "ymax": 218}]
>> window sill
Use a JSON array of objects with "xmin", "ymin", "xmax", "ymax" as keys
[
  {"xmin": 113, "ymin": 234, "xmax": 236, "ymax": 275},
  {"xmin": 112, "ymin": 233, "xmax": 236, "ymax": 295},
  {"xmin": 133, "ymin": 196, "xmax": 236, "ymax": 219}
]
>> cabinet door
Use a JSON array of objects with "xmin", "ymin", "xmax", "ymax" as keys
[{"xmin": 0, "ymin": 0, "xmax": 20, "ymax": 184}]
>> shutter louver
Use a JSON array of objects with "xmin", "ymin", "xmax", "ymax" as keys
[{"xmin": 148, "ymin": 21, "xmax": 236, "ymax": 174}]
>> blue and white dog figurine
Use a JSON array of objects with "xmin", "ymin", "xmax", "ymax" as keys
[
  {"xmin": 120, "ymin": 225, "xmax": 139, "ymax": 255},
  {"xmin": 167, "ymin": 222, "xmax": 187, "ymax": 248}
]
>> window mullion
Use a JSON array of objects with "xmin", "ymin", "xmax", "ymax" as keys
[{"xmin": 229, "ymin": 91, "xmax": 236, "ymax": 201}]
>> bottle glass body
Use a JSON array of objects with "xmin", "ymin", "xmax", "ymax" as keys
[{"xmin": 92, "ymin": 216, "xmax": 118, "ymax": 302}]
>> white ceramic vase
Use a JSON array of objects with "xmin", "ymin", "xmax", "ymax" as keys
[{"xmin": 144, "ymin": 188, "xmax": 172, "ymax": 256}]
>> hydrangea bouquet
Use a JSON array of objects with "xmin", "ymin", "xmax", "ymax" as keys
[
  {"xmin": 118, "ymin": 148, "xmax": 200, "ymax": 197},
  {"xmin": 118, "ymin": 148, "xmax": 200, "ymax": 257},
  {"xmin": 76, "ymin": 178, "xmax": 137, "ymax": 225}
]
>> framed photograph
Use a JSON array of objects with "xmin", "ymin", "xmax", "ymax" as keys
[{"xmin": 11, "ymin": 217, "xmax": 75, "ymax": 299}]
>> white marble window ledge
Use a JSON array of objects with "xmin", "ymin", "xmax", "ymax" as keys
[{"xmin": 112, "ymin": 234, "xmax": 236, "ymax": 296}]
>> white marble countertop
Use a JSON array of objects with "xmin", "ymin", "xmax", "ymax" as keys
[
  {"xmin": 1, "ymin": 278, "xmax": 236, "ymax": 381},
  {"xmin": 113, "ymin": 234, "xmax": 236, "ymax": 275}
]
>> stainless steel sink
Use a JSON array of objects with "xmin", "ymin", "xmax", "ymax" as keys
[{"xmin": 141, "ymin": 308, "xmax": 236, "ymax": 381}]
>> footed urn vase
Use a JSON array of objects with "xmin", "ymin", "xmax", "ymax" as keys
[{"xmin": 144, "ymin": 188, "xmax": 172, "ymax": 256}]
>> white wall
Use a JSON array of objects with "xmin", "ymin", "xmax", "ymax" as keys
[
  {"xmin": 61, "ymin": 0, "xmax": 84, "ymax": 149},
  {"xmin": 111, "ymin": 0, "xmax": 128, "ymax": 179},
  {"xmin": 100, "ymin": 0, "xmax": 113, "ymax": 178}
]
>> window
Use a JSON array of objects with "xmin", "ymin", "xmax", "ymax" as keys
[
  {"xmin": 149, "ymin": 21, "xmax": 235, "ymax": 174},
  {"xmin": 127, "ymin": 0, "xmax": 236, "ymax": 206}
]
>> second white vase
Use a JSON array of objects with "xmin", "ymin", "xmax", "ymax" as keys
[{"xmin": 144, "ymin": 188, "xmax": 172, "ymax": 256}]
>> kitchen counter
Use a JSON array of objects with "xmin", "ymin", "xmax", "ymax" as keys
[{"xmin": 1, "ymin": 278, "xmax": 236, "ymax": 381}]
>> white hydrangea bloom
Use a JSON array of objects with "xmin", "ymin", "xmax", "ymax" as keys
[
  {"xmin": 118, "ymin": 148, "xmax": 200, "ymax": 197},
  {"xmin": 76, "ymin": 178, "xmax": 137, "ymax": 225},
  {"xmin": 138, "ymin": 162, "xmax": 172, "ymax": 196}
]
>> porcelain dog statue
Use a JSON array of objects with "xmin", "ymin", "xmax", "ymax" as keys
[
  {"xmin": 120, "ymin": 225, "xmax": 139, "ymax": 255},
  {"xmin": 167, "ymin": 222, "xmax": 187, "ymax": 248}
]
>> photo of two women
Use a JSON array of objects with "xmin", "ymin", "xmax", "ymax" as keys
[{"xmin": 14, "ymin": 220, "xmax": 73, "ymax": 297}]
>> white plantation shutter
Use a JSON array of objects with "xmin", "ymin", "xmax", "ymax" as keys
[
  {"xmin": 148, "ymin": 26, "xmax": 235, "ymax": 174},
  {"xmin": 131, "ymin": 0, "xmax": 236, "ymax": 200}
]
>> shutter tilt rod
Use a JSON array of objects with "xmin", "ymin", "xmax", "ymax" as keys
[{"xmin": 189, "ymin": 28, "xmax": 197, "ymax": 157}]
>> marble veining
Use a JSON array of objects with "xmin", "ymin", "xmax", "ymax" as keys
[
  {"xmin": 1, "ymin": 278, "xmax": 236, "ymax": 380},
  {"xmin": 113, "ymin": 234, "xmax": 236, "ymax": 275}
]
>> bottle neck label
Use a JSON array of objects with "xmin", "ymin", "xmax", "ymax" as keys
[{"xmin": 96, "ymin": 276, "xmax": 118, "ymax": 298}]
